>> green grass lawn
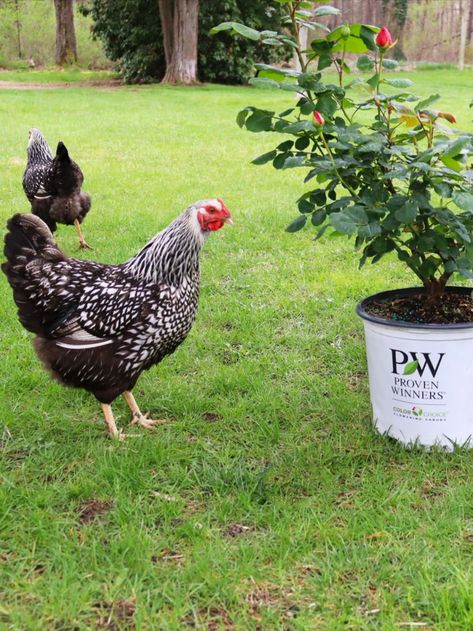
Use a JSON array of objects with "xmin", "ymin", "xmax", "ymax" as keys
[{"xmin": 1, "ymin": 68, "xmax": 473, "ymax": 630}]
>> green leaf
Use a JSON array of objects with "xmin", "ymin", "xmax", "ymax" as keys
[
  {"xmin": 315, "ymin": 225, "xmax": 330, "ymax": 241},
  {"xmin": 356, "ymin": 55, "xmax": 375, "ymax": 71},
  {"xmin": 311, "ymin": 190, "xmax": 327, "ymax": 206},
  {"xmin": 367, "ymin": 73, "xmax": 380, "ymax": 89},
  {"xmin": 444, "ymin": 137, "xmax": 471, "ymax": 158},
  {"xmin": 440, "ymin": 155, "xmax": 462, "ymax": 172},
  {"xmin": 245, "ymin": 110, "xmax": 273, "ymax": 132},
  {"xmin": 278, "ymin": 140, "xmax": 294, "ymax": 151},
  {"xmin": 283, "ymin": 120, "xmax": 315, "ymax": 133},
  {"xmin": 255, "ymin": 64, "xmax": 300, "ymax": 79},
  {"xmin": 318, "ymin": 54, "xmax": 333, "ymax": 71},
  {"xmin": 382, "ymin": 58, "xmax": 399, "ymax": 69},
  {"xmin": 262, "ymin": 37, "xmax": 283, "ymax": 45},
  {"xmin": 295, "ymin": 136, "xmax": 310, "ymax": 150},
  {"xmin": 249, "ymin": 77, "xmax": 280, "ymax": 90},
  {"xmin": 283, "ymin": 155, "xmax": 306, "ymax": 169},
  {"xmin": 311, "ymin": 38, "xmax": 335, "ymax": 54},
  {"xmin": 315, "ymin": 94, "xmax": 338, "ymax": 117},
  {"xmin": 299, "ymin": 100, "xmax": 316, "ymax": 115},
  {"xmin": 209, "ymin": 22, "xmax": 261, "ymax": 41},
  {"xmin": 346, "ymin": 206, "xmax": 368, "ymax": 223},
  {"xmin": 453, "ymin": 220, "xmax": 471, "ymax": 243},
  {"xmin": 453, "ymin": 191, "xmax": 473, "ymax": 212},
  {"xmin": 415, "ymin": 93, "xmax": 440, "ymax": 112},
  {"xmin": 273, "ymin": 153, "xmax": 287, "ymax": 169},
  {"xmin": 279, "ymin": 82, "xmax": 302, "ymax": 92},
  {"xmin": 359, "ymin": 25, "xmax": 377, "ymax": 51},
  {"xmin": 358, "ymin": 222, "xmax": 381, "ymax": 238},
  {"xmin": 403, "ymin": 360, "xmax": 418, "ymax": 375},
  {"xmin": 298, "ymin": 199, "xmax": 314, "ymax": 213},
  {"xmin": 286, "ymin": 215, "xmax": 307, "ymax": 232},
  {"xmin": 383, "ymin": 78, "xmax": 414, "ymax": 88},
  {"xmin": 314, "ymin": 6, "xmax": 341, "ymax": 17},
  {"xmin": 394, "ymin": 201, "xmax": 418, "ymax": 223},
  {"xmin": 329, "ymin": 212, "xmax": 357, "ymax": 235},
  {"xmin": 251, "ymin": 150, "xmax": 277, "ymax": 165},
  {"xmin": 312, "ymin": 209, "xmax": 327, "ymax": 226},
  {"xmin": 332, "ymin": 35, "xmax": 369, "ymax": 54},
  {"xmin": 236, "ymin": 108, "xmax": 251, "ymax": 128}
]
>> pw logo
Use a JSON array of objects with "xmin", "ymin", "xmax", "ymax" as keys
[{"xmin": 390, "ymin": 349, "xmax": 445, "ymax": 377}]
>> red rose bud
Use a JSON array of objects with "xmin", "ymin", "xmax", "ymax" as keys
[
  {"xmin": 375, "ymin": 26, "xmax": 393, "ymax": 49},
  {"xmin": 313, "ymin": 111, "xmax": 325, "ymax": 125}
]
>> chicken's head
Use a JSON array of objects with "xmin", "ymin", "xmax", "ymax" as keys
[{"xmin": 196, "ymin": 199, "xmax": 233, "ymax": 232}]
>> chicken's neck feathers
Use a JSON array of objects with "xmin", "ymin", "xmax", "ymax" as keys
[
  {"xmin": 27, "ymin": 135, "xmax": 53, "ymax": 166},
  {"xmin": 124, "ymin": 209, "xmax": 207, "ymax": 286}
]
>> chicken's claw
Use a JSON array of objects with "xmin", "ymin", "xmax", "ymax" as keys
[{"xmin": 130, "ymin": 412, "xmax": 167, "ymax": 429}]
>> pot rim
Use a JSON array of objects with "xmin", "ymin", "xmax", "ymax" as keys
[{"xmin": 356, "ymin": 286, "xmax": 473, "ymax": 330}]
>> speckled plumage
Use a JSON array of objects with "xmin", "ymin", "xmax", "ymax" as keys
[
  {"xmin": 22, "ymin": 129, "xmax": 91, "ymax": 239},
  {"xmin": 2, "ymin": 201, "xmax": 227, "ymax": 406}
]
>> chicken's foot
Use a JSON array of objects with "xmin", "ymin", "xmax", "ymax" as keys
[
  {"xmin": 74, "ymin": 219, "xmax": 93, "ymax": 250},
  {"xmin": 123, "ymin": 390, "xmax": 167, "ymax": 429},
  {"xmin": 101, "ymin": 403, "xmax": 139, "ymax": 440}
]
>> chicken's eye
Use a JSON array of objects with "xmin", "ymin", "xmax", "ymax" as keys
[{"xmin": 207, "ymin": 207, "xmax": 216, "ymax": 213}]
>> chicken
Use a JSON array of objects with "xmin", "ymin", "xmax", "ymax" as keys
[
  {"xmin": 22, "ymin": 128, "xmax": 92, "ymax": 249},
  {"xmin": 2, "ymin": 200, "xmax": 232, "ymax": 439}
]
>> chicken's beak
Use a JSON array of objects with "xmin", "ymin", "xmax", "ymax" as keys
[{"xmin": 217, "ymin": 199, "xmax": 234, "ymax": 225}]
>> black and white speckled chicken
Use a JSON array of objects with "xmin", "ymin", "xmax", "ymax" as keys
[
  {"xmin": 2, "ymin": 199, "xmax": 232, "ymax": 439},
  {"xmin": 22, "ymin": 128, "xmax": 92, "ymax": 249}
]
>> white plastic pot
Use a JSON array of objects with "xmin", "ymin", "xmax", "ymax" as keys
[{"xmin": 356, "ymin": 287, "xmax": 473, "ymax": 449}]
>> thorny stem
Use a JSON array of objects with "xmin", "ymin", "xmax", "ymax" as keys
[{"xmin": 319, "ymin": 132, "xmax": 360, "ymax": 200}]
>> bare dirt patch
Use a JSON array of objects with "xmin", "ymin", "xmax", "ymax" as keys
[
  {"xmin": 182, "ymin": 607, "xmax": 234, "ymax": 630},
  {"xmin": 78, "ymin": 499, "xmax": 112, "ymax": 524},
  {"xmin": 92, "ymin": 598, "xmax": 136, "ymax": 630},
  {"xmin": 151, "ymin": 548, "xmax": 185, "ymax": 565},
  {"xmin": 224, "ymin": 523, "xmax": 252, "ymax": 537},
  {"xmin": 0, "ymin": 79, "xmax": 124, "ymax": 90},
  {"xmin": 202, "ymin": 411, "xmax": 222, "ymax": 423}
]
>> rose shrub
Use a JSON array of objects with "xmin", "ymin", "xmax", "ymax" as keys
[{"xmin": 212, "ymin": 2, "xmax": 473, "ymax": 306}]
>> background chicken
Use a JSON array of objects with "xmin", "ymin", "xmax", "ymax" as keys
[
  {"xmin": 2, "ymin": 199, "xmax": 232, "ymax": 439},
  {"xmin": 22, "ymin": 128, "xmax": 92, "ymax": 249}
]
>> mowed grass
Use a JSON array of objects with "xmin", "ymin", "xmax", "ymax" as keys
[{"xmin": 0, "ymin": 69, "xmax": 473, "ymax": 630}]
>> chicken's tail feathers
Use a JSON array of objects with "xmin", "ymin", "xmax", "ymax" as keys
[
  {"xmin": 2, "ymin": 214, "xmax": 65, "ymax": 335},
  {"xmin": 3, "ymin": 213, "xmax": 61, "ymax": 263},
  {"xmin": 56, "ymin": 141, "xmax": 70, "ymax": 162}
]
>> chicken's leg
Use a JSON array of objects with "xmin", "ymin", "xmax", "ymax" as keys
[
  {"xmin": 101, "ymin": 403, "xmax": 140, "ymax": 440},
  {"xmin": 101, "ymin": 403, "xmax": 125, "ymax": 440},
  {"xmin": 122, "ymin": 391, "xmax": 167, "ymax": 429},
  {"xmin": 74, "ymin": 218, "xmax": 92, "ymax": 250}
]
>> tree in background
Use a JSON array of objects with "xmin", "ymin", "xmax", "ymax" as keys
[
  {"xmin": 159, "ymin": 0, "xmax": 199, "ymax": 84},
  {"xmin": 199, "ymin": 1, "xmax": 288, "ymax": 85},
  {"xmin": 81, "ymin": 0, "xmax": 287, "ymax": 84},
  {"xmin": 54, "ymin": 0, "xmax": 78, "ymax": 65}
]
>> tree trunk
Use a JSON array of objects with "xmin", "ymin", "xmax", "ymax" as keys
[
  {"xmin": 15, "ymin": 0, "xmax": 22, "ymax": 58},
  {"xmin": 459, "ymin": 0, "xmax": 471, "ymax": 69},
  {"xmin": 54, "ymin": 0, "xmax": 77, "ymax": 66},
  {"xmin": 158, "ymin": 0, "xmax": 199, "ymax": 84}
]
